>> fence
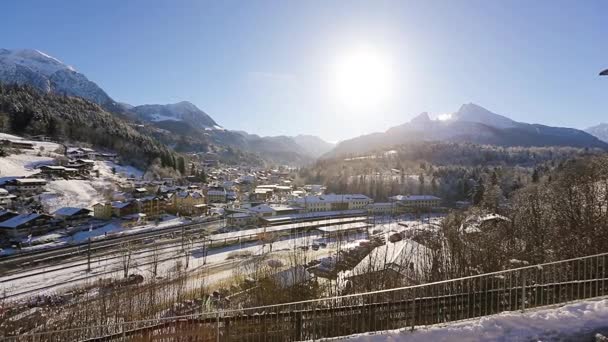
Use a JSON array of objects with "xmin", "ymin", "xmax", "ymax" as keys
[{"xmin": 4, "ymin": 252, "xmax": 608, "ymax": 341}]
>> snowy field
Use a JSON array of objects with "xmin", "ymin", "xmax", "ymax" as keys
[{"xmin": 334, "ymin": 299, "xmax": 608, "ymax": 342}]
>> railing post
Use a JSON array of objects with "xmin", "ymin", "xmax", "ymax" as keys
[
  {"xmin": 295, "ymin": 311, "xmax": 303, "ymax": 340},
  {"xmin": 225, "ymin": 317, "xmax": 230, "ymax": 342},
  {"xmin": 410, "ymin": 289, "xmax": 416, "ymax": 331},
  {"xmin": 521, "ymin": 270, "xmax": 526, "ymax": 312},
  {"xmin": 216, "ymin": 311, "xmax": 220, "ymax": 342}
]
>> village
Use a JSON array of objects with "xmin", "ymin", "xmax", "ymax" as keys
[{"xmin": 0, "ymin": 133, "xmax": 443, "ymax": 255}]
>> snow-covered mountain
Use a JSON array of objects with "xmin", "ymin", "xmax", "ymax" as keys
[
  {"xmin": 585, "ymin": 123, "xmax": 608, "ymax": 143},
  {"xmin": 131, "ymin": 101, "xmax": 221, "ymax": 130},
  {"xmin": 450, "ymin": 103, "xmax": 518, "ymax": 129},
  {"xmin": 292, "ymin": 135, "xmax": 335, "ymax": 158},
  {"xmin": 0, "ymin": 48, "xmax": 114, "ymax": 106},
  {"xmin": 326, "ymin": 104, "xmax": 608, "ymax": 157}
]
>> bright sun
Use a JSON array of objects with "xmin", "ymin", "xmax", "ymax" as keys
[{"xmin": 333, "ymin": 48, "xmax": 393, "ymax": 109}]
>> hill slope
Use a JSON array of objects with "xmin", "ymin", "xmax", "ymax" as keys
[{"xmin": 0, "ymin": 84, "xmax": 173, "ymax": 168}]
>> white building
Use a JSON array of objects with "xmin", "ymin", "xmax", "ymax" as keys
[
  {"xmin": 290, "ymin": 194, "xmax": 372, "ymax": 212},
  {"xmin": 388, "ymin": 195, "xmax": 441, "ymax": 209}
]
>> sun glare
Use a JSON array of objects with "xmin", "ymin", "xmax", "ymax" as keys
[
  {"xmin": 437, "ymin": 113, "xmax": 452, "ymax": 121},
  {"xmin": 333, "ymin": 47, "xmax": 393, "ymax": 110}
]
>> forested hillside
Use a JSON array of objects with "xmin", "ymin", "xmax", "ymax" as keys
[
  {"xmin": 299, "ymin": 142, "xmax": 602, "ymax": 203},
  {"xmin": 0, "ymin": 84, "xmax": 176, "ymax": 168}
]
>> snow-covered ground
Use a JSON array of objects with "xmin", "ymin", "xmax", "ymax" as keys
[
  {"xmin": 40, "ymin": 161, "xmax": 143, "ymax": 212},
  {"xmin": 0, "ymin": 153, "xmax": 55, "ymax": 178},
  {"xmin": 40, "ymin": 180, "xmax": 102, "ymax": 212},
  {"xmin": 0, "ymin": 132, "xmax": 143, "ymax": 212},
  {"xmin": 335, "ymin": 299, "xmax": 608, "ymax": 342},
  {"xmin": 1, "ymin": 217, "xmax": 439, "ymax": 300},
  {"xmin": 0, "ymin": 133, "xmax": 63, "ymax": 154}
]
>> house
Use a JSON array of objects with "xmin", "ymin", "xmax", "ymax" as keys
[
  {"xmin": 111, "ymin": 201, "xmax": 137, "ymax": 218},
  {"xmin": 172, "ymin": 191, "xmax": 206, "ymax": 216},
  {"xmin": 207, "ymin": 188, "xmax": 227, "ymax": 203},
  {"xmin": 0, "ymin": 210, "xmax": 18, "ymax": 223},
  {"xmin": 0, "ymin": 189, "xmax": 16, "ymax": 208},
  {"xmin": 53, "ymin": 207, "xmax": 92, "ymax": 226},
  {"xmin": 98, "ymin": 153, "xmax": 118, "ymax": 162},
  {"xmin": 303, "ymin": 184, "xmax": 325, "ymax": 195},
  {"xmin": 0, "ymin": 213, "xmax": 54, "ymax": 239},
  {"xmin": 226, "ymin": 212, "xmax": 257, "ymax": 227},
  {"xmin": 39, "ymin": 165, "xmax": 79, "ymax": 178},
  {"xmin": 133, "ymin": 187, "xmax": 148, "ymax": 198},
  {"xmin": 92, "ymin": 202, "xmax": 113, "ymax": 220},
  {"xmin": 66, "ymin": 147, "xmax": 97, "ymax": 160},
  {"xmin": 290, "ymin": 194, "xmax": 372, "ymax": 212},
  {"xmin": 0, "ymin": 139, "xmax": 34, "ymax": 150},
  {"xmin": 4, "ymin": 178, "xmax": 47, "ymax": 195},
  {"xmin": 66, "ymin": 159, "xmax": 95, "ymax": 175},
  {"xmin": 389, "ymin": 195, "xmax": 441, "ymax": 211},
  {"xmin": 136, "ymin": 196, "xmax": 168, "ymax": 219},
  {"xmin": 248, "ymin": 204, "xmax": 276, "ymax": 217},
  {"xmin": 251, "ymin": 188, "xmax": 273, "ymax": 201}
]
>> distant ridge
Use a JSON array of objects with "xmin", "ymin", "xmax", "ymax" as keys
[{"xmin": 326, "ymin": 103, "xmax": 608, "ymax": 157}]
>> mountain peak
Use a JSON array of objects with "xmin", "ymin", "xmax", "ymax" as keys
[
  {"xmin": 0, "ymin": 48, "xmax": 75, "ymax": 76},
  {"xmin": 411, "ymin": 112, "xmax": 431, "ymax": 124},
  {"xmin": 0, "ymin": 48, "xmax": 113, "ymax": 105},
  {"xmin": 453, "ymin": 103, "xmax": 517, "ymax": 129}
]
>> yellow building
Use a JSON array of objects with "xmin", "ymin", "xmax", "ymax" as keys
[
  {"xmin": 137, "ymin": 196, "xmax": 168, "ymax": 219},
  {"xmin": 173, "ymin": 191, "xmax": 207, "ymax": 216},
  {"xmin": 92, "ymin": 202, "xmax": 112, "ymax": 220}
]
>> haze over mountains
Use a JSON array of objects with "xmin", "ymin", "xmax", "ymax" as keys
[
  {"xmin": 0, "ymin": 48, "xmax": 333, "ymax": 164},
  {"xmin": 585, "ymin": 123, "xmax": 608, "ymax": 143},
  {"xmin": 0, "ymin": 48, "xmax": 606, "ymax": 164},
  {"xmin": 326, "ymin": 103, "xmax": 608, "ymax": 157}
]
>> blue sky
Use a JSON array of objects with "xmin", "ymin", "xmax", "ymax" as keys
[{"xmin": 3, "ymin": 0, "xmax": 608, "ymax": 141}]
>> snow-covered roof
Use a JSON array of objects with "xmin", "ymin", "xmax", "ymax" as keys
[
  {"xmin": 111, "ymin": 201, "xmax": 132, "ymax": 209},
  {"xmin": 53, "ymin": 207, "xmax": 90, "ymax": 216},
  {"xmin": 227, "ymin": 212, "xmax": 254, "ymax": 218},
  {"xmin": 249, "ymin": 204, "xmax": 275, "ymax": 213},
  {"xmin": 389, "ymin": 195, "xmax": 441, "ymax": 202},
  {"xmin": 350, "ymin": 238, "xmax": 430, "ymax": 276},
  {"xmin": 11, "ymin": 178, "xmax": 47, "ymax": 185},
  {"xmin": 292, "ymin": 194, "xmax": 371, "ymax": 204},
  {"xmin": 0, "ymin": 213, "xmax": 50, "ymax": 228},
  {"xmin": 367, "ymin": 202, "xmax": 397, "ymax": 208},
  {"xmin": 271, "ymin": 266, "xmax": 313, "ymax": 288}
]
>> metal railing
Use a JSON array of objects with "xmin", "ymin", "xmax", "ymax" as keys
[{"xmin": 4, "ymin": 252, "xmax": 608, "ymax": 341}]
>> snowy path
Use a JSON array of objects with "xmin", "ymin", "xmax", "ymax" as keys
[{"xmin": 334, "ymin": 298, "xmax": 608, "ymax": 342}]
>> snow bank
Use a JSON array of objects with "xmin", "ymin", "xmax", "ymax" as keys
[{"xmin": 336, "ymin": 299, "xmax": 608, "ymax": 341}]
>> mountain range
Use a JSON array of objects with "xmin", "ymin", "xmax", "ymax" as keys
[
  {"xmin": 0, "ymin": 48, "xmax": 605, "ymax": 164},
  {"xmin": 326, "ymin": 103, "xmax": 608, "ymax": 157},
  {"xmin": 0, "ymin": 49, "xmax": 333, "ymax": 164}
]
